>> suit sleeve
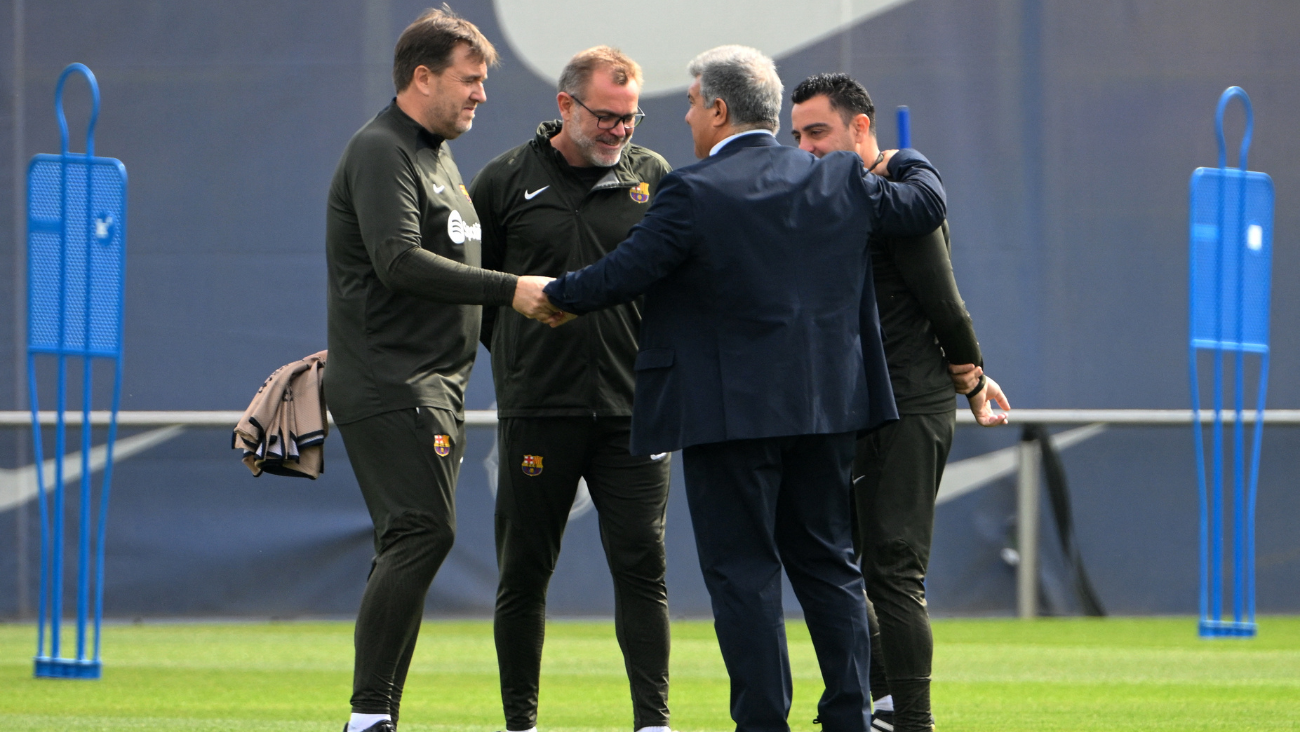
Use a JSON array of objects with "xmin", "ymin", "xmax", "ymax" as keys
[
  {"xmin": 470, "ymin": 165, "xmax": 509, "ymax": 350},
  {"xmin": 863, "ymin": 148, "xmax": 947, "ymax": 238},
  {"xmin": 887, "ymin": 221, "xmax": 983, "ymax": 365},
  {"xmin": 544, "ymin": 171, "xmax": 695, "ymax": 314},
  {"xmin": 349, "ymin": 134, "xmax": 517, "ymax": 306}
]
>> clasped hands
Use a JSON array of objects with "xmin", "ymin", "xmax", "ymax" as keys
[
  {"xmin": 949, "ymin": 363, "xmax": 1011, "ymax": 427},
  {"xmin": 513, "ymin": 275, "xmax": 576, "ymax": 328}
]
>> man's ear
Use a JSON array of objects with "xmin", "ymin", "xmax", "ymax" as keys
[
  {"xmin": 712, "ymin": 97, "xmax": 730, "ymax": 129},
  {"xmin": 408, "ymin": 65, "xmax": 431, "ymax": 95},
  {"xmin": 851, "ymin": 113, "xmax": 872, "ymax": 143},
  {"xmin": 557, "ymin": 91, "xmax": 574, "ymax": 117}
]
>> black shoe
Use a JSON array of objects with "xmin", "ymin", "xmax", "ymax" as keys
[{"xmin": 343, "ymin": 722, "xmax": 395, "ymax": 732}]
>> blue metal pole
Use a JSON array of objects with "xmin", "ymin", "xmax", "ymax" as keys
[
  {"xmin": 1232, "ymin": 171, "xmax": 1247, "ymax": 627},
  {"xmin": 77, "ymin": 246, "xmax": 94, "ymax": 662},
  {"xmin": 1211, "ymin": 173, "xmax": 1225, "ymax": 626},
  {"xmin": 28, "ymin": 353, "xmax": 48, "ymax": 660},
  {"xmin": 1247, "ymin": 350, "xmax": 1267, "ymax": 627},
  {"xmin": 1190, "ymin": 353, "xmax": 1209, "ymax": 628},
  {"xmin": 53, "ymin": 361, "xmax": 66, "ymax": 656},
  {"xmin": 76, "ymin": 94, "xmax": 98, "ymax": 662},
  {"xmin": 52, "ymin": 124, "xmax": 69, "ymax": 660}
]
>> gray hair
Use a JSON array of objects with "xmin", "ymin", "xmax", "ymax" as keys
[{"xmin": 686, "ymin": 45, "xmax": 783, "ymax": 132}]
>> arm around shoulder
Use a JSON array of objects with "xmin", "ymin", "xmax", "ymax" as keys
[{"xmin": 867, "ymin": 148, "xmax": 947, "ymax": 239}]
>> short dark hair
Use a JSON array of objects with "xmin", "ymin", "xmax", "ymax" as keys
[
  {"xmin": 791, "ymin": 73, "xmax": 875, "ymax": 132},
  {"xmin": 393, "ymin": 4, "xmax": 498, "ymax": 93}
]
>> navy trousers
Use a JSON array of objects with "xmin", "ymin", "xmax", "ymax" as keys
[{"xmin": 682, "ymin": 431, "xmax": 872, "ymax": 732}]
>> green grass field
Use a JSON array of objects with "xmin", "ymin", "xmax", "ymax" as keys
[{"xmin": 2, "ymin": 617, "xmax": 1298, "ymax": 731}]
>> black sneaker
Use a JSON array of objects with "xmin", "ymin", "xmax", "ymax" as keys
[{"xmin": 343, "ymin": 722, "xmax": 395, "ymax": 732}]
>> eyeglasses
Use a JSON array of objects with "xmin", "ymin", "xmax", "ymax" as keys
[{"xmin": 570, "ymin": 95, "xmax": 646, "ymax": 129}]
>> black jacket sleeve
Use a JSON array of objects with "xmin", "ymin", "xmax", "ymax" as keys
[
  {"xmin": 349, "ymin": 132, "xmax": 517, "ymax": 307},
  {"xmin": 864, "ymin": 148, "xmax": 947, "ymax": 238},
  {"xmin": 888, "ymin": 221, "xmax": 983, "ymax": 366},
  {"xmin": 471, "ymin": 165, "xmax": 510, "ymax": 350}
]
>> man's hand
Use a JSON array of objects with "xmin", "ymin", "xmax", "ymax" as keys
[
  {"xmin": 546, "ymin": 311, "xmax": 578, "ymax": 328},
  {"xmin": 869, "ymin": 149, "xmax": 898, "ymax": 177},
  {"xmin": 948, "ymin": 363, "xmax": 983, "ymax": 394},
  {"xmin": 512, "ymin": 275, "xmax": 558, "ymax": 322},
  {"xmin": 968, "ymin": 375, "xmax": 1010, "ymax": 427}
]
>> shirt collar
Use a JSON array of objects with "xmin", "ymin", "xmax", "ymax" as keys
[
  {"xmin": 386, "ymin": 99, "xmax": 445, "ymax": 150},
  {"xmin": 710, "ymin": 129, "xmax": 775, "ymax": 156}
]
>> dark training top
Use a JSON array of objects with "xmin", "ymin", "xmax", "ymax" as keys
[
  {"xmin": 872, "ymin": 220, "xmax": 982, "ymax": 414},
  {"xmin": 472, "ymin": 120, "xmax": 672, "ymax": 418},
  {"xmin": 324, "ymin": 102, "xmax": 518, "ymax": 424}
]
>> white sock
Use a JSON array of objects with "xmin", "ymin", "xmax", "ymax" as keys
[
  {"xmin": 874, "ymin": 695, "xmax": 894, "ymax": 712},
  {"xmin": 637, "ymin": 727, "xmax": 672, "ymax": 732},
  {"xmin": 507, "ymin": 728, "xmax": 537, "ymax": 732},
  {"xmin": 348, "ymin": 713, "xmax": 391, "ymax": 732}
]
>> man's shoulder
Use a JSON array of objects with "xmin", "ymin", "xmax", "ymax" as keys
[
  {"xmin": 674, "ymin": 141, "xmax": 820, "ymax": 183},
  {"xmin": 473, "ymin": 138, "xmax": 538, "ymax": 189},
  {"xmin": 342, "ymin": 115, "xmax": 412, "ymax": 168},
  {"xmin": 819, "ymin": 148, "xmax": 865, "ymax": 169},
  {"xmin": 622, "ymin": 144, "xmax": 672, "ymax": 177}
]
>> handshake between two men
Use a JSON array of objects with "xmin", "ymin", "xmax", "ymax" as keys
[{"xmin": 512, "ymin": 275, "xmax": 574, "ymax": 327}]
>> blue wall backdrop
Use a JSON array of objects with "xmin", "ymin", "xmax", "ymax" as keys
[{"xmin": 1, "ymin": 0, "xmax": 1298, "ymax": 619}]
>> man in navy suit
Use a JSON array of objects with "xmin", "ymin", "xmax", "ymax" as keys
[{"xmin": 525, "ymin": 46, "xmax": 947, "ymax": 732}]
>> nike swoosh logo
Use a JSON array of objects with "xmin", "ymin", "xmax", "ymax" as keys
[
  {"xmin": 524, "ymin": 186, "xmax": 549, "ymax": 200},
  {"xmin": 0, "ymin": 425, "xmax": 185, "ymax": 512},
  {"xmin": 433, "ymin": 184, "xmax": 446, "ymax": 194}
]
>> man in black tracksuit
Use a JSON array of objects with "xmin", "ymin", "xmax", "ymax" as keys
[
  {"xmin": 470, "ymin": 47, "xmax": 674, "ymax": 732},
  {"xmin": 323, "ymin": 11, "xmax": 554, "ymax": 732},
  {"xmin": 791, "ymin": 74, "xmax": 1011, "ymax": 732}
]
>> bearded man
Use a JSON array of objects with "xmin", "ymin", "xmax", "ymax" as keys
[{"xmin": 470, "ymin": 46, "xmax": 674, "ymax": 732}]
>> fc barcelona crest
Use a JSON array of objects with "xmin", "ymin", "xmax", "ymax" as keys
[
  {"xmin": 521, "ymin": 454, "xmax": 544, "ymax": 476},
  {"xmin": 629, "ymin": 182, "xmax": 650, "ymax": 203},
  {"xmin": 434, "ymin": 434, "xmax": 451, "ymax": 457}
]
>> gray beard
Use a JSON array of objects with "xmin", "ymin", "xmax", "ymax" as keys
[{"xmin": 568, "ymin": 120, "xmax": 627, "ymax": 167}]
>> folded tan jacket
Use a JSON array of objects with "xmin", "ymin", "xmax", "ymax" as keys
[{"xmin": 233, "ymin": 351, "xmax": 328, "ymax": 479}]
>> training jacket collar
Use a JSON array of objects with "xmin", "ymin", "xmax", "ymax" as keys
[{"xmin": 533, "ymin": 119, "xmax": 636, "ymax": 189}]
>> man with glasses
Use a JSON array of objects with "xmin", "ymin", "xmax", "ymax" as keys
[{"xmin": 469, "ymin": 46, "xmax": 673, "ymax": 732}]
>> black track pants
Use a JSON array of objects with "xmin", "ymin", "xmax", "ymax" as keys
[
  {"xmin": 851, "ymin": 411, "xmax": 954, "ymax": 732},
  {"xmin": 494, "ymin": 416, "xmax": 672, "ymax": 731},
  {"xmin": 338, "ymin": 407, "xmax": 466, "ymax": 722}
]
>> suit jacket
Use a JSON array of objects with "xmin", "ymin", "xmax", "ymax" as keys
[{"xmin": 544, "ymin": 134, "xmax": 947, "ymax": 455}]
